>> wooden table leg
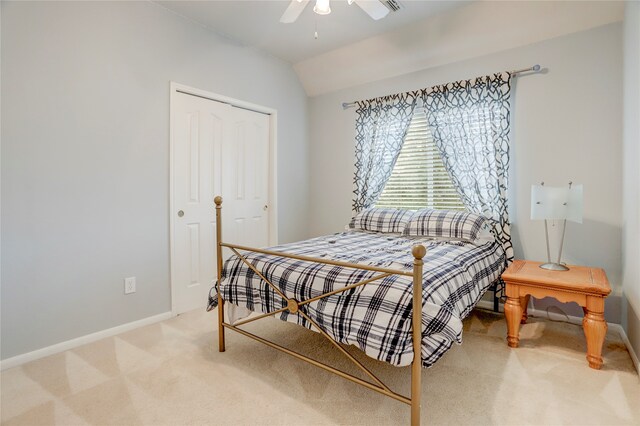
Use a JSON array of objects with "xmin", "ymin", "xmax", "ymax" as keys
[
  {"xmin": 583, "ymin": 296, "xmax": 607, "ymax": 369},
  {"xmin": 505, "ymin": 294, "xmax": 523, "ymax": 348},
  {"xmin": 520, "ymin": 294, "xmax": 531, "ymax": 324}
]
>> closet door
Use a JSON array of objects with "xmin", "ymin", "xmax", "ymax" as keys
[
  {"xmin": 223, "ymin": 106, "xmax": 270, "ymax": 249},
  {"xmin": 171, "ymin": 92, "xmax": 271, "ymax": 315}
]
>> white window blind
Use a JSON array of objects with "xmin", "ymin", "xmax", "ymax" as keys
[{"xmin": 376, "ymin": 110, "xmax": 465, "ymax": 211}]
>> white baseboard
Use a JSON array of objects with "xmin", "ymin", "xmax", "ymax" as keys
[
  {"xmin": 474, "ymin": 300, "xmax": 640, "ymax": 374},
  {"xmin": 610, "ymin": 323, "xmax": 640, "ymax": 374},
  {"xmin": 0, "ymin": 311, "xmax": 174, "ymax": 371}
]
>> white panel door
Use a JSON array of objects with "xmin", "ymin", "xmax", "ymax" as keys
[
  {"xmin": 172, "ymin": 92, "xmax": 270, "ymax": 314},
  {"xmin": 223, "ymin": 107, "xmax": 270, "ymax": 248}
]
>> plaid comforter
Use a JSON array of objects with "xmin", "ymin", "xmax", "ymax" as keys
[{"xmin": 217, "ymin": 231, "xmax": 505, "ymax": 367}]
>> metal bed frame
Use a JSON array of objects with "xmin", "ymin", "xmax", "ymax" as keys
[{"xmin": 213, "ymin": 196, "xmax": 427, "ymax": 425}]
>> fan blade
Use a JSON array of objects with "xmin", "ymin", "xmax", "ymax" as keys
[
  {"xmin": 354, "ymin": 0, "xmax": 389, "ymax": 20},
  {"xmin": 280, "ymin": 0, "xmax": 311, "ymax": 23}
]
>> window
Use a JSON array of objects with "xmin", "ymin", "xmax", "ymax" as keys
[{"xmin": 376, "ymin": 110, "xmax": 465, "ymax": 211}]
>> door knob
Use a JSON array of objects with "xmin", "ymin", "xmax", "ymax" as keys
[
  {"xmin": 177, "ymin": 210, "xmax": 184, "ymax": 217},
  {"xmin": 263, "ymin": 205, "xmax": 268, "ymax": 211}
]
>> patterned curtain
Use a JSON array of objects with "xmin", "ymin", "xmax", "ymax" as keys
[
  {"xmin": 421, "ymin": 72, "xmax": 514, "ymax": 262},
  {"xmin": 352, "ymin": 94, "xmax": 417, "ymax": 212}
]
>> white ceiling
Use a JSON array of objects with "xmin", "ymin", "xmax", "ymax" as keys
[
  {"xmin": 157, "ymin": 0, "xmax": 468, "ymax": 63},
  {"xmin": 157, "ymin": 1, "xmax": 624, "ymax": 96},
  {"xmin": 294, "ymin": 0, "xmax": 625, "ymax": 96}
]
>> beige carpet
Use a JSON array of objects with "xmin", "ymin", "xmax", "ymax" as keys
[{"xmin": 1, "ymin": 308, "xmax": 639, "ymax": 425}]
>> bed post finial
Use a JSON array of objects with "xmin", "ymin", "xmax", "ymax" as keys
[
  {"xmin": 412, "ymin": 244, "xmax": 426, "ymax": 260},
  {"xmin": 214, "ymin": 196, "xmax": 223, "ymax": 206}
]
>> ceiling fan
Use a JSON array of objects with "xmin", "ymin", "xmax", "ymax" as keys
[{"xmin": 280, "ymin": 0, "xmax": 398, "ymax": 23}]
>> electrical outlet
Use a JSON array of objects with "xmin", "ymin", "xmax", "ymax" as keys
[{"xmin": 124, "ymin": 277, "xmax": 136, "ymax": 294}]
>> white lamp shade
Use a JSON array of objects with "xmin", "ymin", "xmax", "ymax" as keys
[
  {"xmin": 313, "ymin": 0, "xmax": 331, "ymax": 15},
  {"xmin": 531, "ymin": 184, "xmax": 583, "ymax": 223}
]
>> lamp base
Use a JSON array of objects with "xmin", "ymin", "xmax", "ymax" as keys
[{"xmin": 539, "ymin": 262, "xmax": 569, "ymax": 271}]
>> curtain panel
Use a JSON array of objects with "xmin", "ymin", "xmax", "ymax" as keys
[
  {"xmin": 421, "ymin": 72, "xmax": 514, "ymax": 262},
  {"xmin": 352, "ymin": 94, "xmax": 417, "ymax": 212}
]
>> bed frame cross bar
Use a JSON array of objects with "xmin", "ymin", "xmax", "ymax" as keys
[
  {"xmin": 220, "ymin": 242, "xmax": 415, "ymax": 277},
  {"xmin": 228, "ymin": 246, "xmax": 393, "ymax": 392}
]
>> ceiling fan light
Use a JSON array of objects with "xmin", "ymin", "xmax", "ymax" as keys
[{"xmin": 313, "ymin": 0, "xmax": 331, "ymax": 15}]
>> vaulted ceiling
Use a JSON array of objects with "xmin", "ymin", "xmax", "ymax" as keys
[
  {"xmin": 157, "ymin": 1, "xmax": 469, "ymax": 63},
  {"xmin": 157, "ymin": 1, "xmax": 624, "ymax": 96}
]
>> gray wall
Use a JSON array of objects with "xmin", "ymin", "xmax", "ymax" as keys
[
  {"xmin": 1, "ymin": 1, "xmax": 309, "ymax": 359},
  {"xmin": 622, "ymin": 1, "xmax": 640, "ymax": 362},
  {"xmin": 308, "ymin": 23, "xmax": 623, "ymax": 322}
]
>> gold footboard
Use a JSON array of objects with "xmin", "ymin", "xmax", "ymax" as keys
[{"xmin": 214, "ymin": 196, "xmax": 425, "ymax": 425}]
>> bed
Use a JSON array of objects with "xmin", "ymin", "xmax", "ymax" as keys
[{"xmin": 209, "ymin": 197, "xmax": 506, "ymax": 425}]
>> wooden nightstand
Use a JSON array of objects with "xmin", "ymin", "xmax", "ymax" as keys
[{"xmin": 501, "ymin": 260, "xmax": 611, "ymax": 369}]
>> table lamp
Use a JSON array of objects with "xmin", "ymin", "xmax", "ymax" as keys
[{"xmin": 530, "ymin": 182, "xmax": 583, "ymax": 271}]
